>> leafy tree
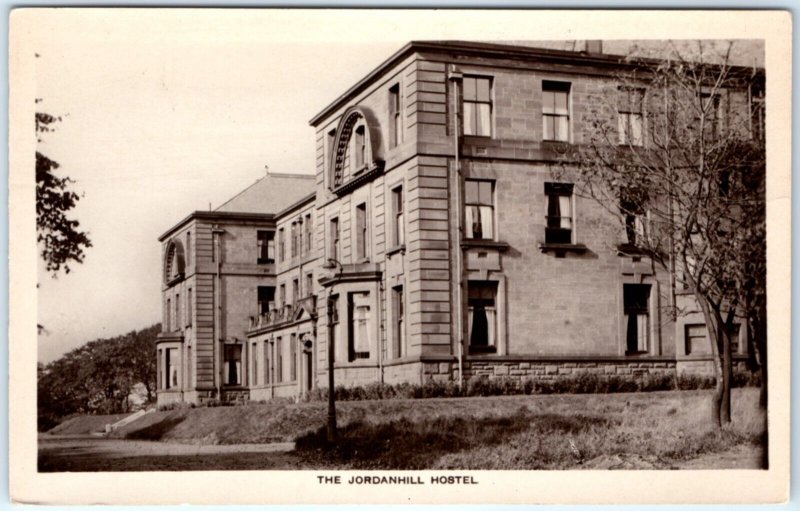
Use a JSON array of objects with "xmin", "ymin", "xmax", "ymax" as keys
[
  {"xmin": 37, "ymin": 324, "xmax": 160, "ymax": 431},
  {"xmin": 36, "ymin": 106, "xmax": 92, "ymax": 275},
  {"xmin": 566, "ymin": 41, "xmax": 765, "ymax": 426}
]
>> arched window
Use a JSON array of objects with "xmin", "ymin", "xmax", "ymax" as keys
[
  {"xmin": 164, "ymin": 239, "xmax": 186, "ymax": 284},
  {"xmin": 328, "ymin": 106, "xmax": 384, "ymax": 191}
]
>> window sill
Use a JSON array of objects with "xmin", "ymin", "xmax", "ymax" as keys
[
  {"xmin": 386, "ymin": 244, "xmax": 406, "ymax": 256},
  {"xmin": 538, "ymin": 242, "xmax": 588, "ymax": 254},
  {"xmin": 461, "ymin": 239, "xmax": 509, "ymax": 251},
  {"xmin": 356, "ymin": 257, "xmax": 371, "ymax": 265}
]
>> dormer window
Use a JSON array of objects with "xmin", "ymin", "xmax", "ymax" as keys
[{"xmin": 163, "ymin": 239, "xmax": 185, "ymax": 284}]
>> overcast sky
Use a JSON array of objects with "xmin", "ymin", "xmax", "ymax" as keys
[{"xmin": 30, "ymin": 10, "xmax": 765, "ymax": 363}]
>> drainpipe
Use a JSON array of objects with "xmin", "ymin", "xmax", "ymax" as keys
[{"xmin": 448, "ymin": 65, "xmax": 464, "ymax": 388}]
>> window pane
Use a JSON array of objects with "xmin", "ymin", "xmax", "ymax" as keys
[
  {"xmin": 543, "ymin": 115, "xmax": 553, "ymax": 139},
  {"xmin": 618, "ymin": 113, "xmax": 628, "ymax": 144},
  {"xmin": 630, "ymin": 114, "xmax": 643, "ymax": 145},
  {"xmin": 480, "ymin": 205, "xmax": 494, "ymax": 239},
  {"xmin": 463, "ymin": 103, "xmax": 475, "ymax": 135},
  {"xmin": 556, "ymin": 116, "xmax": 569, "ymax": 141},
  {"xmin": 558, "ymin": 195, "xmax": 571, "ymax": 229},
  {"xmin": 554, "ymin": 91, "xmax": 568, "ymax": 115},
  {"xmin": 355, "ymin": 306, "xmax": 370, "ymax": 352},
  {"xmin": 478, "ymin": 181, "xmax": 493, "ymax": 205},
  {"xmin": 397, "ymin": 213, "xmax": 405, "ymax": 244},
  {"xmin": 476, "ymin": 78, "xmax": 490, "ymax": 102},
  {"xmin": 542, "ymin": 90, "xmax": 554, "ymax": 114},
  {"xmin": 477, "ymin": 103, "xmax": 491, "ymax": 136},
  {"xmin": 463, "ymin": 77, "xmax": 476, "ymax": 101},
  {"xmin": 637, "ymin": 313, "xmax": 649, "ymax": 351},
  {"xmin": 465, "ymin": 180, "xmax": 479, "ymax": 204},
  {"xmin": 467, "ymin": 205, "xmax": 480, "ymax": 239}
]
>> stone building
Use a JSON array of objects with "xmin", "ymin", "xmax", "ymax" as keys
[{"xmin": 156, "ymin": 41, "xmax": 763, "ymax": 405}]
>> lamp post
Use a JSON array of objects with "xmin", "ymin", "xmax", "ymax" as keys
[{"xmin": 326, "ymin": 258, "xmax": 343, "ymax": 444}]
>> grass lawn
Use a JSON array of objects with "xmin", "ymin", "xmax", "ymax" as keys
[{"xmin": 76, "ymin": 387, "xmax": 767, "ymax": 470}]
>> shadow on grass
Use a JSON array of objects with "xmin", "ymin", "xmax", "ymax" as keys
[
  {"xmin": 294, "ymin": 409, "xmax": 614, "ymax": 469},
  {"xmin": 123, "ymin": 416, "xmax": 186, "ymax": 441}
]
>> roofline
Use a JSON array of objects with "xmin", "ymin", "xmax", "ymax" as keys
[
  {"xmin": 309, "ymin": 40, "xmax": 764, "ymax": 126},
  {"xmin": 214, "ymin": 172, "xmax": 315, "ymax": 212},
  {"xmin": 276, "ymin": 191, "xmax": 317, "ymax": 219},
  {"xmin": 158, "ymin": 211, "xmax": 275, "ymax": 242}
]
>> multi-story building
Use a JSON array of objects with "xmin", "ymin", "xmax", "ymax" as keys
[{"xmin": 157, "ymin": 41, "xmax": 763, "ymax": 406}]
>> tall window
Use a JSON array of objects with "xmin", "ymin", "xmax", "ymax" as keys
[
  {"xmin": 620, "ymin": 192, "xmax": 647, "ymax": 246},
  {"xmin": 257, "ymin": 230, "xmax": 275, "ymax": 264},
  {"xmin": 468, "ymin": 281, "xmax": 498, "ymax": 353},
  {"xmin": 329, "ymin": 217, "xmax": 340, "ymax": 262},
  {"xmin": 624, "ymin": 284, "xmax": 650, "ymax": 354},
  {"xmin": 545, "ymin": 182, "xmax": 574, "ymax": 244},
  {"xmin": 389, "ymin": 83, "xmax": 402, "ymax": 147},
  {"xmin": 224, "ymin": 344, "xmax": 242, "ymax": 385},
  {"xmin": 463, "ymin": 76, "xmax": 492, "ymax": 137},
  {"xmin": 187, "ymin": 288, "xmax": 192, "ymax": 326},
  {"xmin": 276, "ymin": 338, "xmax": 283, "ymax": 383},
  {"xmin": 258, "ymin": 286, "xmax": 275, "ymax": 314},
  {"xmin": 618, "ymin": 87, "xmax": 644, "ymax": 146},
  {"xmin": 329, "ymin": 295, "xmax": 339, "ymax": 363},
  {"xmin": 264, "ymin": 340, "xmax": 271, "ymax": 385},
  {"xmin": 392, "ymin": 186, "xmax": 404, "ymax": 246},
  {"xmin": 699, "ymin": 92, "xmax": 721, "ymax": 139},
  {"xmin": 354, "ymin": 125, "xmax": 366, "ymax": 169},
  {"xmin": 165, "ymin": 348, "xmax": 178, "ymax": 389},
  {"xmin": 393, "ymin": 286, "xmax": 405, "ymax": 359},
  {"xmin": 465, "ymin": 180, "xmax": 494, "ymax": 240},
  {"xmin": 348, "ymin": 292, "xmax": 371, "ymax": 361},
  {"xmin": 290, "ymin": 222, "xmax": 298, "ymax": 258},
  {"xmin": 304, "ymin": 213, "xmax": 313, "ymax": 254},
  {"xmin": 279, "ymin": 284, "xmax": 286, "ymax": 308},
  {"xmin": 278, "ymin": 228, "xmax": 285, "ymax": 262},
  {"xmin": 186, "ymin": 231, "xmax": 191, "ymax": 266},
  {"xmin": 542, "ymin": 81, "xmax": 571, "ymax": 142},
  {"xmin": 251, "ymin": 342, "xmax": 259, "ymax": 386},
  {"xmin": 290, "ymin": 333, "xmax": 297, "ymax": 381},
  {"xmin": 165, "ymin": 298, "xmax": 171, "ymax": 331},
  {"xmin": 292, "ymin": 279, "xmax": 299, "ymax": 304},
  {"xmin": 306, "ymin": 273, "xmax": 314, "ymax": 297},
  {"xmin": 175, "ymin": 294, "xmax": 181, "ymax": 331},
  {"xmin": 356, "ymin": 203, "xmax": 368, "ymax": 261}
]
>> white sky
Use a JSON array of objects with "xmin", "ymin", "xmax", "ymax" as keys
[{"xmin": 30, "ymin": 10, "xmax": 765, "ymax": 363}]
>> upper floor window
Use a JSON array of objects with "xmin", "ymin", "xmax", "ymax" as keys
[
  {"xmin": 356, "ymin": 203, "xmax": 369, "ymax": 261},
  {"xmin": 354, "ymin": 125, "xmax": 366, "ymax": 169},
  {"xmin": 389, "ymin": 83, "xmax": 402, "ymax": 148},
  {"xmin": 186, "ymin": 231, "xmax": 191, "ymax": 266},
  {"xmin": 542, "ymin": 81, "xmax": 571, "ymax": 142},
  {"xmin": 463, "ymin": 76, "xmax": 492, "ymax": 137},
  {"xmin": 329, "ymin": 217, "xmax": 340, "ymax": 262},
  {"xmin": 545, "ymin": 182, "xmax": 574, "ymax": 244},
  {"xmin": 465, "ymin": 180, "xmax": 494, "ymax": 240},
  {"xmin": 292, "ymin": 278, "xmax": 299, "ymax": 303},
  {"xmin": 278, "ymin": 228, "xmax": 285, "ymax": 262},
  {"xmin": 304, "ymin": 213, "xmax": 313, "ymax": 254},
  {"xmin": 258, "ymin": 286, "xmax": 275, "ymax": 314},
  {"xmin": 279, "ymin": 284, "xmax": 286, "ymax": 308},
  {"xmin": 306, "ymin": 272, "xmax": 314, "ymax": 297},
  {"xmin": 187, "ymin": 288, "xmax": 192, "ymax": 327},
  {"xmin": 699, "ymin": 92, "xmax": 722, "ymax": 139},
  {"xmin": 618, "ymin": 87, "xmax": 644, "ymax": 146},
  {"xmin": 257, "ymin": 230, "xmax": 275, "ymax": 264},
  {"xmin": 392, "ymin": 186, "xmax": 404, "ymax": 246},
  {"xmin": 326, "ymin": 128, "xmax": 337, "ymax": 174}
]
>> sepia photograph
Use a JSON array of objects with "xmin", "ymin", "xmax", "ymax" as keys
[{"xmin": 8, "ymin": 8, "xmax": 791, "ymax": 505}]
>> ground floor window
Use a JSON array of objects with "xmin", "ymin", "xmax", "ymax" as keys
[
  {"xmin": 290, "ymin": 334, "xmax": 298, "ymax": 381},
  {"xmin": 685, "ymin": 323, "xmax": 740, "ymax": 355},
  {"xmin": 264, "ymin": 341, "xmax": 271, "ymax": 385},
  {"xmin": 224, "ymin": 344, "xmax": 242, "ymax": 385},
  {"xmin": 251, "ymin": 342, "xmax": 259, "ymax": 386},
  {"xmin": 348, "ymin": 292, "xmax": 371, "ymax": 361},
  {"xmin": 276, "ymin": 337, "xmax": 283, "ymax": 383},
  {"xmin": 468, "ymin": 281, "xmax": 498, "ymax": 353},
  {"xmin": 392, "ymin": 286, "xmax": 405, "ymax": 359},
  {"xmin": 624, "ymin": 284, "xmax": 650, "ymax": 353},
  {"xmin": 165, "ymin": 347, "xmax": 179, "ymax": 389}
]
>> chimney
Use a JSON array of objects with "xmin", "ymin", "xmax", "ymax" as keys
[{"xmin": 585, "ymin": 40, "xmax": 603, "ymax": 54}]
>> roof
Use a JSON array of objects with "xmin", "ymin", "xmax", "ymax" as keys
[
  {"xmin": 158, "ymin": 211, "xmax": 275, "ymax": 242},
  {"xmin": 309, "ymin": 40, "xmax": 764, "ymax": 126},
  {"xmin": 214, "ymin": 171, "xmax": 315, "ymax": 215}
]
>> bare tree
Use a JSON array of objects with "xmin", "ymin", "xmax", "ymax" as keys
[{"xmin": 568, "ymin": 41, "xmax": 765, "ymax": 426}]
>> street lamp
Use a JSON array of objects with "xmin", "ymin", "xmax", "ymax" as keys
[{"xmin": 326, "ymin": 258, "xmax": 343, "ymax": 444}]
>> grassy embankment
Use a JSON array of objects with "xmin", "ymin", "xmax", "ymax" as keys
[{"xmin": 97, "ymin": 388, "xmax": 765, "ymax": 469}]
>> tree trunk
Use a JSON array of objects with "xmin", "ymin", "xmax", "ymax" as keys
[{"xmin": 720, "ymin": 325, "xmax": 732, "ymax": 424}]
